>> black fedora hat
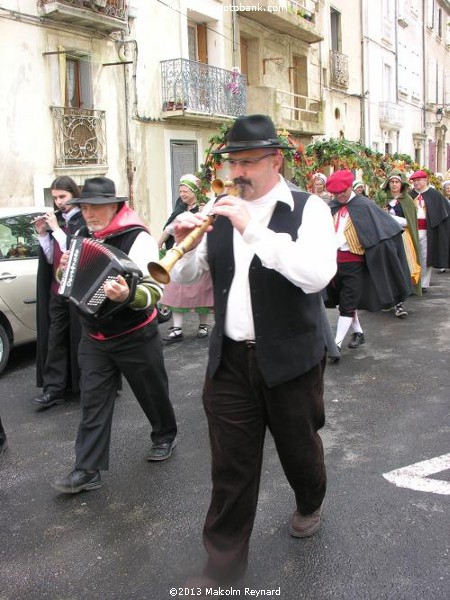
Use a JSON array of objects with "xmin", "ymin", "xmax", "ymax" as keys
[
  {"xmin": 68, "ymin": 177, "xmax": 127, "ymax": 205},
  {"xmin": 213, "ymin": 114, "xmax": 295, "ymax": 154}
]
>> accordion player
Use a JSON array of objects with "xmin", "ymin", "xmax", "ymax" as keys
[{"xmin": 58, "ymin": 236, "xmax": 142, "ymax": 320}]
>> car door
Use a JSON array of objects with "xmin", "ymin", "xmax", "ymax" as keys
[{"xmin": 0, "ymin": 212, "xmax": 40, "ymax": 333}]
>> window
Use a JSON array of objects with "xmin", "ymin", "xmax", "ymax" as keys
[
  {"xmin": 426, "ymin": 0, "xmax": 435, "ymax": 29},
  {"xmin": 170, "ymin": 140, "xmax": 198, "ymax": 207},
  {"xmin": 382, "ymin": 0, "xmax": 392, "ymax": 19},
  {"xmin": 414, "ymin": 147, "xmax": 421, "ymax": 164},
  {"xmin": 188, "ymin": 23, "xmax": 208, "ymax": 64},
  {"xmin": 383, "ymin": 64, "xmax": 393, "ymax": 102},
  {"xmin": 240, "ymin": 36, "xmax": 249, "ymax": 84},
  {"xmin": 0, "ymin": 214, "xmax": 40, "ymax": 261},
  {"xmin": 330, "ymin": 8, "xmax": 341, "ymax": 53},
  {"xmin": 292, "ymin": 55, "xmax": 308, "ymax": 120},
  {"xmin": 240, "ymin": 35, "xmax": 259, "ymax": 87},
  {"xmin": 64, "ymin": 56, "xmax": 92, "ymax": 109},
  {"xmin": 427, "ymin": 58, "xmax": 438, "ymax": 104}
]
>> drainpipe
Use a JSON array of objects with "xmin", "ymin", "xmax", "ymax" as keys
[
  {"xmin": 422, "ymin": 0, "xmax": 427, "ymax": 153},
  {"xmin": 360, "ymin": 0, "xmax": 366, "ymax": 145},
  {"xmin": 232, "ymin": 0, "xmax": 238, "ymax": 67},
  {"xmin": 124, "ymin": 56, "xmax": 134, "ymax": 209},
  {"xmin": 117, "ymin": 37, "xmax": 135, "ymax": 208}
]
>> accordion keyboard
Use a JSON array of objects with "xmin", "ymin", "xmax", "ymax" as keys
[{"xmin": 86, "ymin": 275, "xmax": 119, "ymax": 308}]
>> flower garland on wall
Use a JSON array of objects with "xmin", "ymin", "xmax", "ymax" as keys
[{"xmin": 196, "ymin": 120, "xmax": 441, "ymax": 204}]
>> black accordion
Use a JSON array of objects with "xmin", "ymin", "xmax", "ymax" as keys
[{"xmin": 58, "ymin": 237, "xmax": 142, "ymax": 320}]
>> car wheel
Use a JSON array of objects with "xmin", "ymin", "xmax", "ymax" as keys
[
  {"xmin": 157, "ymin": 304, "xmax": 173, "ymax": 324},
  {"xmin": 0, "ymin": 324, "xmax": 11, "ymax": 376}
]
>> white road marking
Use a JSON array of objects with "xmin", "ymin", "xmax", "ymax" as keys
[{"xmin": 383, "ymin": 453, "xmax": 450, "ymax": 495}]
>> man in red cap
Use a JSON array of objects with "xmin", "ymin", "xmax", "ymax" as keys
[
  {"xmin": 325, "ymin": 170, "xmax": 411, "ymax": 357},
  {"xmin": 409, "ymin": 170, "xmax": 450, "ymax": 291}
]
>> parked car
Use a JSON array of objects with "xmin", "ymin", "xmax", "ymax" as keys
[
  {"xmin": 0, "ymin": 206, "xmax": 45, "ymax": 375},
  {"xmin": 0, "ymin": 206, "xmax": 172, "ymax": 375}
]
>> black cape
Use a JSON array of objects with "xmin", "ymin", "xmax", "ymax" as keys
[
  {"xmin": 35, "ymin": 211, "xmax": 85, "ymax": 391},
  {"xmin": 410, "ymin": 187, "xmax": 450, "ymax": 268},
  {"xmin": 326, "ymin": 195, "xmax": 412, "ymax": 311}
]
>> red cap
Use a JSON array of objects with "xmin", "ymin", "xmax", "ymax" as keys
[
  {"xmin": 326, "ymin": 170, "xmax": 354, "ymax": 194},
  {"xmin": 409, "ymin": 170, "xmax": 428, "ymax": 180}
]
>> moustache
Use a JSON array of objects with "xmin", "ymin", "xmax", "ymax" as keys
[{"xmin": 233, "ymin": 177, "xmax": 252, "ymax": 187}]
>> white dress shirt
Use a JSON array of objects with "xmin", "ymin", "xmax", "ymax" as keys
[
  {"xmin": 171, "ymin": 176, "xmax": 337, "ymax": 341},
  {"xmin": 387, "ymin": 198, "xmax": 407, "ymax": 227}
]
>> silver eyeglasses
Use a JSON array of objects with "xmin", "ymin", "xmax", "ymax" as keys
[{"xmin": 225, "ymin": 153, "xmax": 277, "ymax": 168}]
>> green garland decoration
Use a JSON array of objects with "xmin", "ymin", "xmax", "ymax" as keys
[{"xmin": 196, "ymin": 119, "xmax": 442, "ymax": 203}]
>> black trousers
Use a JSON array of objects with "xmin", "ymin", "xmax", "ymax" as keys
[
  {"xmin": 74, "ymin": 321, "xmax": 177, "ymax": 471},
  {"xmin": 334, "ymin": 261, "xmax": 366, "ymax": 317},
  {"xmin": 202, "ymin": 338, "xmax": 326, "ymax": 583},
  {"xmin": 42, "ymin": 294, "xmax": 73, "ymax": 395}
]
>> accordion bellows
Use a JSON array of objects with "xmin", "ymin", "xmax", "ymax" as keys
[{"xmin": 59, "ymin": 237, "xmax": 142, "ymax": 319}]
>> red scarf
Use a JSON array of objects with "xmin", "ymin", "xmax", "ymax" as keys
[
  {"xmin": 92, "ymin": 204, "xmax": 149, "ymax": 239},
  {"xmin": 334, "ymin": 205, "xmax": 349, "ymax": 232}
]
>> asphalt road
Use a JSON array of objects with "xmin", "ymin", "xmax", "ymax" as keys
[{"xmin": 1, "ymin": 273, "xmax": 449, "ymax": 600}]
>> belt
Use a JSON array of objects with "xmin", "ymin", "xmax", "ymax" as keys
[{"xmin": 224, "ymin": 337, "xmax": 256, "ymax": 349}]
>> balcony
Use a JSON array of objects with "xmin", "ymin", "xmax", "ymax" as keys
[
  {"xmin": 277, "ymin": 89, "xmax": 323, "ymax": 133},
  {"xmin": 330, "ymin": 50, "xmax": 349, "ymax": 88},
  {"xmin": 51, "ymin": 106, "xmax": 107, "ymax": 168},
  {"xmin": 160, "ymin": 59, "xmax": 247, "ymax": 124},
  {"xmin": 246, "ymin": 86, "xmax": 323, "ymax": 136},
  {"xmin": 37, "ymin": 1, "xmax": 128, "ymax": 34},
  {"xmin": 237, "ymin": 0, "xmax": 323, "ymax": 44},
  {"xmin": 379, "ymin": 101, "xmax": 405, "ymax": 130}
]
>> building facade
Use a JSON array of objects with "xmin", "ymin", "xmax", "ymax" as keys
[{"xmin": 0, "ymin": 0, "xmax": 449, "ymax": 237}]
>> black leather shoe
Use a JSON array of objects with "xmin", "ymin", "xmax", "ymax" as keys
[
  {"xmin": 32, "ymin": 393, "xmax": 65, "ymax": 410},
  {"xmin": 348, "ymin": 332, "xmax": 365, "ymax": 349},
  {"xmin": 51, "ymin": 469, "xmax": 102, "ymax": 494},
  {"xmin": 147, "ymin": 438, "xmax": 177, "ymax": 462}
]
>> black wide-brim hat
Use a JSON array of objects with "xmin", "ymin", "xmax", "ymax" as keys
[
  {"xmin": 213, "ymin": 114, "xmax": 295, "ymax": 154},
  {"xmin": 68, "ymin": 176, "xmax": 127, "ymax": 205}
]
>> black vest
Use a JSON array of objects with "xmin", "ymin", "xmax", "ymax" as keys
[
  {"xmin": 77, "ymin": 226, "xmax": 150, "ymax": 337},
  {"xmin": 207, "ymin": 191, "xmax": 325, "ymax": 388}
]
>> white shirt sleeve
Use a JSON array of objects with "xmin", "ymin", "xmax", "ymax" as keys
[
  {"xmin": 242, "ymin": 196, "xmax": 338, "ymax": 293},
  {"xmin": 52, "ymin": 228, "xmax": 68, "ymax": 252},
  {"xmin": 38, "ymin": 234, "xmax": 53, "ymax": 264},
  {"xmin": 389, "ymin": 214, "xmax": 408, "ymax": 227},
  {"xmin": 127, "ymin": 231, "xmax": 160, "ymax": 275},
  {"xmin": 171, "ymin": 195, "xmax": 338, "ymax": 295}
]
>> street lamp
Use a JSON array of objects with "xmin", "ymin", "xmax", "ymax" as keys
[{"xmin": 436, "ymin": 107, "xmax": 444, "ymax": 123}]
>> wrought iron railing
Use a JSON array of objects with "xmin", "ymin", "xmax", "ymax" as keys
[
  {"xmin": 330, "ymin": 50, "xmax": 349, "ymax": 88},
  {"xmin": 38, "ymin": 0, "xmax": 127, "ymax": 20},
  {"xmin": 51, "ymin": 107, "xmax": 107, "ymax": 167},
  {"xmin": 161, "ymin": 59, "xmax": 247, "ymax": 117}
]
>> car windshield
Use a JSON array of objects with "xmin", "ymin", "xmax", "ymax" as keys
[{"xmin": 0, "ymin": 214, "xmax": 40, "ymax": 260}]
